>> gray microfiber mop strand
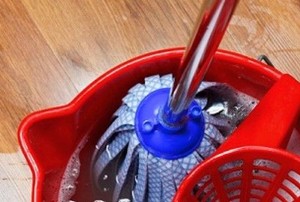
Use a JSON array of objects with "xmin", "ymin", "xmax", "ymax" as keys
[{"xmin": 92, "ymin": 74, "xmax": 257, "ymax": 202}]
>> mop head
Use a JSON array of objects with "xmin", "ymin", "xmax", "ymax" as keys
[{"xmin": 92, "ymin": 74, "xmax": 257, "ymax": 202}]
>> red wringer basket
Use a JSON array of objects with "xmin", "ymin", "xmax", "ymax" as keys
[{"xmin": 174, "ymin": 75, "xmax": 300, "ymax": 202}]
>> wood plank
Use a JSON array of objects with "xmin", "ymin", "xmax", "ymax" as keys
[
  {"xmin": 0, "ymin": 0, "xmax": 78, "ymax": 152},
  {"xmin": 0, "ymin": 0, "xmax": 77, "ymax": 201},
  {"xmin": 222, "ymin": 0, "xmax": 300, "ymax": 79},
  {"xmin": 0, "ymin": 0, "xmax": 299, "ymax": 201},
  {"xmin": 20, "ymin": 0, "xmax": 200, "ymax": 90}
]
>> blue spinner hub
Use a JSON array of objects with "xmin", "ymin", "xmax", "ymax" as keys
[{"xmin": 135, "ymin": 88, "xmax": 205, "ymax": 160}]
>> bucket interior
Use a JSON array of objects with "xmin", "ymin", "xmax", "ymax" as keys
[{"xmin": 19, "ymin": 49, "xmax": 299, "ymax": 201}]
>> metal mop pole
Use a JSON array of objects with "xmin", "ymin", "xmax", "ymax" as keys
[
  {"xmin": 163, "ymin": 0, "xmax": 239, "ymax": 128},
  {"xmin": 92, "ymin": 1, "xmax": 241, "ymax": 201}
]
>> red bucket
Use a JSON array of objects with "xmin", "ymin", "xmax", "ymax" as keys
[
  {"xmin": 18, "ymin": 48, "xmax": 300, "ymax": 201},
  {"xmin": 174, "ymin": 53, "xmax": 300, "ymax": 202}
]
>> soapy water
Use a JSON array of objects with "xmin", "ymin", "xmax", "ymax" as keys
[
  {"xmin": 58, "ymin": 125, "xmax": 135, "ymax": 202},
  {"xmin": 58, "ymin": 79, "xmax": 258, "ymax": 202},
  {"xmin": 58, "ymin": 75, "xmax": 300, "ymax": 202},
  {"xmin": 59, "ymin": 107, "xmax": 300, "ymax": 202},
  {"xmin": 58, "ymin": 136, "xmax": 88, "ymax": 202}
]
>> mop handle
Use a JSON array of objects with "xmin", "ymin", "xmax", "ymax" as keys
[{"xmin": 167, "ymin": 0, "xmax": 238, "ymax": 122}]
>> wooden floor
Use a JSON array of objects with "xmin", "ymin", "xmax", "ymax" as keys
[{"xmin": 0, "ymin": 0, "xmax": 299, "ymax": 201}]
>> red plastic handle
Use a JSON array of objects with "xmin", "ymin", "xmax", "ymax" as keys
[{"xmin": 217, "ymin": 74, "xmax": 300, "ymax": 152}]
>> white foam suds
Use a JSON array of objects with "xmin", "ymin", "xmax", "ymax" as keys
[
  {"xmin": 93, "ymin": 199, "xmax": 131, "ymax": 202},
  {"xmin": 287, "ymin": 129, "xmax": 300, "ymax": 155},
  {"xmin": 58, "ymin": 136, "xmax": 88, "ymax": 202}
]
